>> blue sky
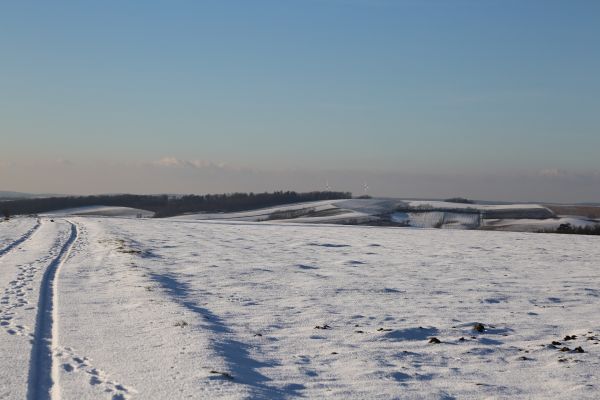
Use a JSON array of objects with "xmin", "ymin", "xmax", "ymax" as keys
[{"xmin": 1, "ymin": 1, "xmax": 599, "ymax": 201}]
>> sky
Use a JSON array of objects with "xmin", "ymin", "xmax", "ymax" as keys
[{"xmin": 1, "ymin": 0, "xmax": 599, "ymax": 202}]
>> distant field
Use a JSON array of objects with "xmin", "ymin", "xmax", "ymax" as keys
[{"xmin": 545, "ymin": 205, "xmax": 600, "ymax": 218}]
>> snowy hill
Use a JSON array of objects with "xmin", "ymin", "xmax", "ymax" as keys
[
  {"xmin": 170, "ymin": 198, "xmax": 600, "ymax": 233},
  {"xmin": 37, "ymin": 198, "xmax": 600, "ymax": 233}
]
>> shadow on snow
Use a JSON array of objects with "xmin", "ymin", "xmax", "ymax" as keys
[{"xmin": 149, "ymin": 273, "xmax": 305, "ymax": 399}]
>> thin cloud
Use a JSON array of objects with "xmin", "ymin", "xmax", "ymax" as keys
[
  {"xmin": 537, "ymin": 168, "xmax": 600, "ymax": 181},
  {"xmin": 538, "ymin": 168, "xmax": 568, "ymax": 178},
  {"xmin": 153, "ymin": 157, "xmax": 231, "ymax": 170},
  {"xmin": 154, "ymin": 157, "xmax": 184, "ymax": 167}
]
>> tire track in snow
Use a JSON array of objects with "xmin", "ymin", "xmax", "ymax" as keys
[
  {"xmin": 55, "ymin": 223, "xmax": 135, "ymax": 399},
  {"xmin": 0, "ymin": 219, "xmax": 64, "ymax": 345},
  {"xmin": 0, "ymin": 218, "xmax": 41, "ymax": 258},
  {"xmin": 27, "ymin": 220, "xmax": 78, "ymax": 400}
]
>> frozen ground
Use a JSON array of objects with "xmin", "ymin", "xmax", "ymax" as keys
[{"xmin": 1, "ymin": 216, "xmax": 600, "ymax": 399}]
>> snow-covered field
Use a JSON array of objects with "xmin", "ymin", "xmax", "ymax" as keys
[{"xmin": 1, "ymin": 216, "xmax": 600, "ymax": 399}]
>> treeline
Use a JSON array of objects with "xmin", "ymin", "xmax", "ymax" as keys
[
  {"xmin": 444, "ymin": 197, "xmax": 474, "ymax": 204},
  {"xmin": 0, "ymin": 191, "xmax": 352, "ymax": 218},
  {"xmin": 548, "ymin": 223, "xmax": 600, "ymax": 236},
  {"xmin": 153, "ymin": 191, "xmax": 351, "ymax": 217},
  {"xmin": 1, "ymin": 195, "xmax": 167, "ymax": 217}
]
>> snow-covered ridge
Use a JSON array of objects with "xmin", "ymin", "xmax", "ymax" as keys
[
  {"xmin": 403, "ymin": 201, "xmax": 555, "ymax": 219},
  {"xmin": 406, "ymin": 200, "xmax": 548, "ymax": 211},
  {"xmin": 169, "ymin": 200, "xmax": 341, "ymax": 221},
  {"xmin": 169, "ymin": 198, "xmax": 599, "ymax": 233}
]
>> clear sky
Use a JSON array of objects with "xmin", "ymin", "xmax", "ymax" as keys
[{"xmin": 1, "ymin": 0, "xmax": 599, "ymax": 202}]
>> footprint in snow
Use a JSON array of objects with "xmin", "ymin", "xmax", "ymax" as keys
[
  {"xmin": 346, "ymin": 260, "xmax": 366, "ymax": 266},
  {"xmin": 90, "ymin": 376, "xmax": 102, "ymax": 385},
  {"xmin": 209, "ymin": 370, "xmax": 234, "ymax": 380},
  {"xmin": 308, "ymin": 242, "xmax": 350, "ymax": 248},
  {"xmin": 380, "ymin": 326, "xmax": 439, "ymax": 341},
  {"xmin": 297, "ymin": 264, "xmax": 319, "ymax": 270}
]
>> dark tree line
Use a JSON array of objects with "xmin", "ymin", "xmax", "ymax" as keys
[
  {"xmin": 0, "ymin": 191, "xmax": 351, "ymax": 218},
  {"xmin": 550, "ymin": 223, "xmax": 600, "ymax": 236},
  {"xmin": 444, "ymin": 197, "xmax": 474, "ymax": 204},
  {"xmin": 0, "ymin": 195, "xmax": 167, "ymax": 216},
  {"xmin": 153, "ymin": 191, "xmax": 351, "ymax": 217}
]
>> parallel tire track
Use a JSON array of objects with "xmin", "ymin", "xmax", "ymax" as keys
[
  {"xmin": 0, "ymin": 218, "xmax": 42, "ymax": 258},
  {"xmin": 27, "ymin": 220, "xmax": 78, "ymax": 400}
]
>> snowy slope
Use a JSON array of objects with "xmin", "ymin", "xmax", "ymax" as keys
[
  {"xmin": 406, "ymin": 200, "xmax": 548, "ymax": 211},
  {"xmin": 405, "ymin": 201, "xmax": 555, "ymax": 219},
  {"xmin": 171, "ymin": 199, "xmax": 400, "ymax": 223},
  {"xmin": 392, "ymin": 211, "xmax": 481, "ymax": 229},
  {"xmin": 170, "ymin": 199, "xmax": 582, "ymax": 232},
  {"xmin": 482, "ymin": 217, "xmax": 599, "ymax": 232},
  {"xmin": 2, "ymin": 216, "xmax": 599, "ymax": 399},
  {"xmin": 0, "ymin": 217, "xmax": 39, "ymax": 254},
  {"xmin": 170, "ymin": 200, "xmax": 341, "ymax": 221}
]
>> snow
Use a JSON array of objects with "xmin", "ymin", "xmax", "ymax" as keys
[
  {"xmin": 483, "ymin": 217, "xmax": 598, "ymax": 232},
  {"xmin": 275, "ymin": 210, "xmax": 375, "ymax": 224},
  {"xmin": 170, "ymin": 199, "xmax": 577, "ymax": 231},
  {"xmin": 171, "ymin": 199, "xmax": 404, "ymax": 223},
  {"xmin": 0, "ymin": 217, "xmax": 39, "ymax": 254},
  {"xmin": 391, "ymin": 211, "xmax": 481, "ymax": 229},
  {"xmin": 406, "ymin": 200, "xmax": 549, "ymax": 211},
  {"xmin": 0, "ymin": 219, "xmax": 71, "ymax": 399},
  {"xmin": 170, "ymin": 200, "xmax": 339, "ymax": 221},
  {"xmin": 2, "ymin": 216, "xmax": 600, "ymax": 399},
  {"xmin": 27, "ymin": 198, "xmax": 598, "ymax": 233}
]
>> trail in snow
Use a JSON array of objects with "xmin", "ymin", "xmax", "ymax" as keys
[
  {"xmin": 0, "ymin": 219, "xmax": 41, "ymax": 258},
  {"xmin": 0, "ymin": 219, "xmax": 73, "ymax": 399},
  {"xmin": 27, "ymin": 221, "xmax": 78, "ymax": 400},
  {"xmin": 0, "ymin": 219, "xmax": 51, "ymax": 342},
  {"xmin": 1, "ymin": 218, "xmax": 134, "ymax": 399},
  {"xmin": 53, "ymin": 222, "xmax": 136, "ymax": 400}
]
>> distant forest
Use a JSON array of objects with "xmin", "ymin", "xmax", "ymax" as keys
[
  {"xmin": 546, "ymin": 223, "xmax": 600, "ymax": 236},
  {"xmin": 0, "ymin": 191, "xmax": 352, "ymax": 218}
]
